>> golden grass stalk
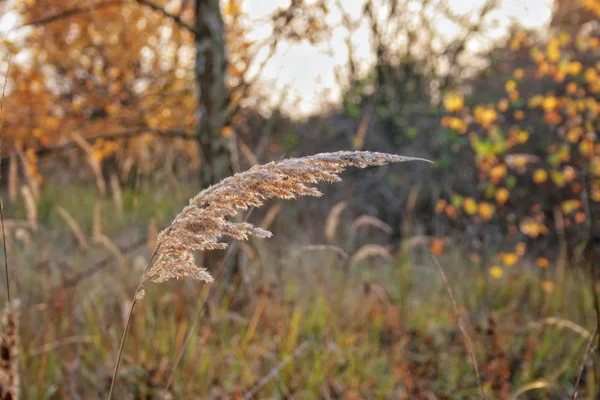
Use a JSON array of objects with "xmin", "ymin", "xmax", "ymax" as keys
[
  {"xmin": 260, "ymin": 203, "xmax": 282, "ymax": 231},
  {"xmin": 291, "ymin": 244, "xmax": 349, "ymax": 260},
  {"xmin": 109, "ymin": 173, "xmax": 123, "ymax": 216},
  {"xmin": 238, "ymin": 138, "xmax": 259, "ymax": 166},
  {"xmin": 0, "ymin": 300, "xmax": 19, "ymax": 400},
  {"xmin": 147, "ymin": 218, "xmax": 158, "ymax": 251},
  {"xmin": 15, "ymin": 147, "xmax": 39, "ymax": 201},
  {"xmin": 108, "ymin": 151, "xmax": 429, "ymax": 398},
  {"xmin": 72, "ymin": 132, "xmax": 107, "ymax": 196},
  {"xmin": 351, "ymin": 215, "xmax": 392, "ymax": 235},
  {"xmin": 349, "ymin": 244, "xmax": 391, "ymax": 268},
  {"xmin": 56, "ymin": 206, "xmax": 89, "ymax": 250},
  {"xmin": 93, "ymin": 203, "xmax": 103, "ymax": 241},
  {"xmin": 94, "ymin": 234, "xmax": 126, "ymax": 269},
  {"xmin": 7, "ymin": 153, "xmax": 17, "ymax": 204},
  {"xmin": 19, "ymin": 186, "xmax": 36, "ymax": 231},
  {"xmin": 324, "ymin": 201, "xmax": 347, "ymax": 243}
]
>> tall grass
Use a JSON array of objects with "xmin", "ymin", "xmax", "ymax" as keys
[{"xmin": 108, "ymin": 151, "xmax": 429, "ymax": 397}]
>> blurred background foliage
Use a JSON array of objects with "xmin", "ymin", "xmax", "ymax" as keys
[{"xmin": 0, "ymin": 0, "xmax": 600, "ymax": 397}]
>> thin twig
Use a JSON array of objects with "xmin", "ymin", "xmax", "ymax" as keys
[
  {"xmin": 134, "ymin": 0, "xmax": 197, "ymax": 33},
  {"xmin": 108, "ymin": 299, "xmax": 136, "ymax": 400},
  {"xmin": 242, "ymin": 338, "xmax": 313, "ymax": 400},
  {"xmin": 0, "ymin": 56, "xmax": 11, "ymax": 303},
  {"xmin": 572, "ymin": 326, "xmax": 597, "ymax": 399},
  {"xmin": 108, "ymin": 246, "xmax": 160, "ymax": 399},
  {"xmin": 0, "ymin": 204, "xmax": 9, "ymax": 303},
  {"xmin": 165, "ymin": 209, "xmax": 254, "ymax": 390},
  {"xmin": 431, "ymin": 254, "xmax": 485, "ymax": 399}
]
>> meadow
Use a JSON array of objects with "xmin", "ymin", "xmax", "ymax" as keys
[
  {"xmin": 1, "ymin": 0, "xmax": 600, "ymax": 398},
  {"xmin": 2, "ymin": 175, "xmax": 595, "ymax": 398}
]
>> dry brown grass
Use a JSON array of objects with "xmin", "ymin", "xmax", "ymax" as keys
[
  {"xmin": 108, "ymin": 151, "xmax": 429, "ymax": 398},
  {"xmin": 0, "ymin": 301, "xmax": 19, "ymax": 400}
]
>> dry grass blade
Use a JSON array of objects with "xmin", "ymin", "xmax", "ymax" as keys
[
  {"xmin": 147, "ymin": 218, "xmax": 158, "ymax": 251},
  {"xmin": 72, "ymin": 132, "xmax": 107, "ymax": 195},
  {"xmin": 7, "ymin": 153, "xmax": 17, "ymax": 204},
  {"xmin": 324, "ymin": 201, "xmax": 347, "ymax": 243},
  {"xmin": 430, "ymin": 254, "xmax": 485, "ymax": 399},
  {"xmin": 571, "ymin": 325, "xmax": 597, "ymax": 400},
  {"xmin": 512, "ymin": 380, "xmax": 566, "ymax": 399},
  {"xmin": 242, "ymin": 338, "xmax": 312, "ymax": 400},
  {"xmin": 238, "ymin": 138, "xmax": 259, "ymax": 166},
  {"xmin": 56, "ymin": 206, "xmax": 89, "ymax": 250},
  {"xmin": 351, "ymin": 215, "xmax": 392, "ymax": 235},
  {"xmin": 20, "ymin": 186, "xmax": 36, "ymax": 231},
  {"xmin": 109, "ymin": 173, "xmax": 123, "ymax": 215},
  {"xmin": 260, "ymin": 203, "xmax": 282, "ymax": 231},
  {"xmin": 93, "ymin": 203, "xmax": 103, "ymax": 241},
  {"xmin": 0, "ymin": 203, "xmax": 9, "ymax": 303},
  {"xmin": 0, "ymin": 300, "xmax": 19, "ymax": 400},
  {"xmin": 291, "ymin": 244, "xmax": 349, "ymax": 260},
  {"xmin": 15, "ymin": 147, "xmax": 39, "ymax": 201},
  {"xmin": 349, "ymin": 244, "xmax": 391, "ymax": 268},
  {"xmin": 94, "ymin": 234, "xmax": 126, "ymax": 269},
  {"xmin": 528, "ymin": 317, "xmax": 591, "ymax": 339}
]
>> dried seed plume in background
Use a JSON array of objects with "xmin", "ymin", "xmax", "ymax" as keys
[
  {"xmin": 0, "ymin": 300, "xmax": 19, "ymax": 400},
  {"xmin": 138, "ymin": 151, "xmax": 429, "ymax": 298},
  {"xmin": 324, "ymin": 201, "xmax": 347, "ymax": 243}
]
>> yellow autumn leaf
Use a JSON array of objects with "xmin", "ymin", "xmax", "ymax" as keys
[
  {"xmin": 489, "ymin": 266, "xmax": 504, "ymax": 279},
  {"xmin": 463, "ymin": 197, "xmax": 478, "ymax": 215},
  {"xmin": 478, "ymin": 202, "xmax": 495, "ymax": 220},
  {"xmin": 579, "ymin": 140, "xmax": 594, "ymax": 157},
  {"xmin": 505, "ymin": 80, "xmax": 517, "ymax": 92},
  {"xmin": 561, "ymin": 199, "xmax": 581, "ymax": 214},
  {"xmin": 495, "ymin": 187, "xmax": 509, "ymax": 205},
  {"xmin": 435, "ymin": 199, "xmax": 446, "ymax": 213},
  {"xmin": 533, "ymin": 169, "xmax": 548, "ymax": 183},
  {"xmin": 489, "ymin": 164, "xmax": 507, "ymax": 184},
  {"xmin": 517, "ymin": 130, "xmax": 529, "ymax": 144},
  {"xmin": 443, "ymin": 92, "xmax": 464, "ymax": 112},
  {"xmin": 500, "ymin": 252, "xmax": 518, "ymax": 267},
  {"xmin": 221, "ymin": 126, "xmax": 233, "ymax": 138},
  {"xmin": 542, "ymin": 96, "xmax": 559, "ymax": 112},
  {"xmin": 520, "ymin": 218, "xmax": 549, "ymax": 238},
  {"xmin": 513, "ymin": 68, "xmax": 524, "ymax": 79}
]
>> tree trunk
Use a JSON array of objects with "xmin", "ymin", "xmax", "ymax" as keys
[{"xmin": 194, "ymin": 0, "xmax": 237, "ymax": 188}]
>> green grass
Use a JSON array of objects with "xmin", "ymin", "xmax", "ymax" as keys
[{"xmin": 3, "ymin": 182, "xmax": 598, "ymax": 398}]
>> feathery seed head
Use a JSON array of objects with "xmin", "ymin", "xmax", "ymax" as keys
[{"xmin": 137, "ymin": 151, "xmax": 429, "ymax": 297}]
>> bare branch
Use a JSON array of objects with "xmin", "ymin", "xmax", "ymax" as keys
[{"xmin": 134, "ymin": 0, "xmax": 197, "ymax": 34}]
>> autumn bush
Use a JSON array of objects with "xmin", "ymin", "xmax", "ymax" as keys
[{"xmin": 432, "ymin": 1, "xmax": 600, "ymax": 277}]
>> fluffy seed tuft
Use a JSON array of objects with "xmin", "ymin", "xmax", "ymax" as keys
[{"xmin": 138, "ymin": 151, "xmax": 429, "ymax": 296}]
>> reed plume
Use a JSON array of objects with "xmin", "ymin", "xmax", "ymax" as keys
[
  {"xmin": 0, "ymin": 300, "xmax": 19, "ymax": 400},
  {"xmin": 138, "ymin": 151, "xmax": 427, "ymax": 298},
  {"xmin": 108, "ymin": 151, "xmax": 429, "ymax": 397}
]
